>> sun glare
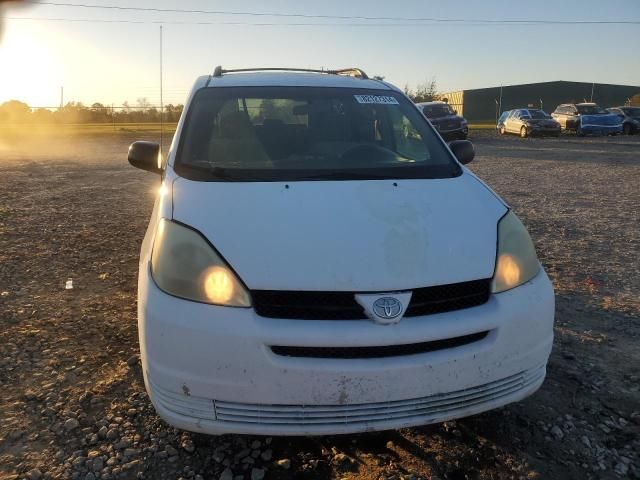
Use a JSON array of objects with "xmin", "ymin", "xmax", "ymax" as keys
[{"xmin": 0, "ymin": 22, "xmax": 62, "ymax": 106}]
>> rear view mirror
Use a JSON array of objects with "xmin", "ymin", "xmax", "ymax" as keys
[
  {"xmin": 128, "ymin": 141, "xmax": 162, "ymax": 174},
  {"xmin": 449, "ymin": 140, "xmax": 475, "ymax": 165}
]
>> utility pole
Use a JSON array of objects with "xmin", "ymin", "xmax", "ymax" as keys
[
  {"xmin": 159, "ymin": 25, "xmax": 164, "ymax": 157},
  {"xmin": 112, "ymin": 103, "xmax": 115, "ymax": 131},
  {"xmin": 60, "ymin": 86, "xmax": 64, "ymax": 109},
  {"xmin": 590, "ymin": 82, "xmax": 595, "ymax": 102}
]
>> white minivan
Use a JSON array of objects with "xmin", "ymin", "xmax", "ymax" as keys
[{"xmin": 128, "ymin": 67, "xmax": 554, "ymax": 436}]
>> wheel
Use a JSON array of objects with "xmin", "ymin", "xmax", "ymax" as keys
[
  {"xmin": 576, "ymin": 126, "xmax": 585, "ymax": 137},
  {"xmin": 520, "ymin": 126, "xmax": 528, "ymax": 138},
  {"xmin": 499, "ymin": 126, "xmax": 506, "ymax": 135},
  {"xmin": 623, "ymin": 123, "xmax": 633, "ymax": 135}
]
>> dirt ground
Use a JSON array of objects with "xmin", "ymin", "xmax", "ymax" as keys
[{"xmin": 0, "ymin": 128, "xmax": 639, "ymax": 480}]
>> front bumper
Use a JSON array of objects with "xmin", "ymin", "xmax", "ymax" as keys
[
  {"xmin": 439, "ymin": 126, "xmax": 468, "ymax": 140},
  {"xmin": 528, "ymin": 126, "xmax": 561, "ymax": 136},
  {"xmin": 139, "ymin": 267, "xmax": 554, "ymax": 436},
  {"xmin": 580, "ymin": 124, "xmax": 623, "ymax": 135}
]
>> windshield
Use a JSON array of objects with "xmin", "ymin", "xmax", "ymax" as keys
[
  {"xmin": 421, "ymin": 104, "xmax": 454, "ymax": 118},
  {"xmin": 576, "ymin": 104, "xmax": 607, "ymax": 115},
  {"xmin": 176, "ymin": 87, "xmax": 460, "ymax": 181},
  {"xmin": 622, "ymin": 107, "xmax": 640, "ymax": 118},
  {"xmin": 528, "ymin": 109, "xmax": 551, "ymax": 119}
]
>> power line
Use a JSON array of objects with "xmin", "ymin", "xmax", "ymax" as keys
[
  {"xmin": 9, "ymin": 16, "xmax": 640, "ymax": 27},
  {"xmin": 22, "ymin": 1, "xmax": 640, "ymax": 24}
]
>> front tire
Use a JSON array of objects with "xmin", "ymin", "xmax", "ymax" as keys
[
  {"xmin": 499, "ymin": 126, "xmax": 506, "ymax": 135},
  {"xmin": 520, "ymin": 126, "xmax": 528, "ymax": 138},
  {"xmin": 576, "ymin": 125, "xmax": 585, "ymax": 137}
]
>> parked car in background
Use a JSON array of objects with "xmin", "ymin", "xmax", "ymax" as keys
[
  {"xmin": 607, "ymin": 106, "xmax": 640, "ymax": 135},
  {"xmin": 498, "ymin": 109, "xmax": 560, "ymax": 138},
  {"xmin": 416, "ymin": 101, "xmax": 468, "ymax": 141},
  {"xmin": 496, "ymin": 110, "xmax": 511, "ymax": 133},
  {"xmin": 551, "ymin": 103, "xmax": 623, "ymax": 136}
]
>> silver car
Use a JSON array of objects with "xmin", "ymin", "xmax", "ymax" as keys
[{"xmin": 499, "ymin": 109, "xmax": 561, "ymax": 138}]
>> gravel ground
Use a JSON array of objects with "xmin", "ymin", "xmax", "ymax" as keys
[{"xmin": 0, "ymin": 129, "xmax": 639, "ymax": 480}]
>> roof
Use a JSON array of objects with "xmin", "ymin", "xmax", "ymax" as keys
[
  {"xmin": 415, "ymin": 101, "xmax": 447, "ymax": 106},
  {"xmin": 442, "ymin": 80, "xmax": 640, "ymax": 95},
  {"xmin": 199, "ymin": 71, "xmax": 395, "ymax": 90}
]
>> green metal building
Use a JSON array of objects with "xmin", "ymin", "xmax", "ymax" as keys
[{"xmin": 440, "ymin": 81, "xmax": 640, "ymax": 123}]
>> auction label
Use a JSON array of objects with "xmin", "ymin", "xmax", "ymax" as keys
[{"xmin": 354, "ymin": 95, "xmax": 399, "ymax": 105}]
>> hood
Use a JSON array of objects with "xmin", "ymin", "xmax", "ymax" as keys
[
  {"xmin": 527, "ymin": 118, "xmax": 559, "ymax": 127},
  {"xmin": 429, "ymin": 114, "xmax": 462, "ymax": 124},
  {"xmin": 580, "ymin": 113, "xmax": 621, "ymax": 126},
  {"xmin": 171, "ymin": 173, "xmax": 507, "ymax": 291}
]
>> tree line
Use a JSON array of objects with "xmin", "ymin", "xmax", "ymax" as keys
[
  {"xmin": 0, "ymin": 80, "xmax": 443, "ymax": 125},
  {"xmin": 0, "ymin": 98, "xmax": 184, "ymax": 124}
]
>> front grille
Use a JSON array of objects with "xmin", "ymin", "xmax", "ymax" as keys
[
  {"xmin": 251, "ymin": 278, "xmax": 490, "ymax": 320},
  {"xmin": 270, "ymin": 331, "xmax": 489, "ymax": 359},
  {"xmin": 212, "ymin": 366, "xmax": 546, "ymax": 427}
]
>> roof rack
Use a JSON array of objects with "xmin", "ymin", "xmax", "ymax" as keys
[{"xmin": 211, "ymin": 66, "xmax": 369, "ymax": 80}]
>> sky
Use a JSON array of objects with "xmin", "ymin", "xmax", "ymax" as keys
[{"xmin": 0, "ymin": 0, "xmax": 639, "ymax": 107}]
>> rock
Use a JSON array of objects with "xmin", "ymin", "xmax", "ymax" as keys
[
  {"xmin": 251, "ymin": 468, "xmax": 265, "ymax": 480},
  {"xmin": 126, "ymin": 355, "xmax": 139, "ymax": 366},
  {"xmin": 27, "ymin": 469, "xmax": 43, "ymax": 480},
  {"xmin": 64, "ymin": 418, "xmax": 80, "ymax": 431},
  {"xmin": 91, "ymin": 457, "xmax": 104, "ymax": 472},
  {"xmin": 123, "ymin": 448, "xmax": 140, "ymax": 458},
  {"xmin": 98, "ymin": 426, "xmax": 108, "ymax": 439},
  {"xmin": 250, "ymin": 440, "xmax": 261, "ymax": 449},
  {"xmin": 260, "ymin": 449, "xmax": 272, "ymax": 461},
  {"xmin": 333, "ymin": 453, "xmax": 353, "ymax": 464},
  {"xmin": 386, "ymin": 441, "xmax": 394, "ymax": 449},
  {"xmin": 85, "ymin": 474, "xmax": 96, "ymax": 480},
  {"xmin": 614, "ymin": 462, "xmax": 629, "ymax": 475},
  {"xmin": 106, "ymin": 428, "xmax": 118, "ymax": 441},
  {"xmin": 165, "ymin": 445, "xmax": 179, "ymax": 456},
  {"xmin": 235, "ymin": 448, "xmax": 251, "ymax": 460},
  {"xmin": 213, "ymin": 451, "xmax": 225, "ymax": 463},
  {"xmin": 181, "ymin": 439, "xmax": 195, "ymax": 453},
  {"xmin": 581, "ymin": 436, "xmax": 592, "ymax": 449},
  {"xmin": 275, "ymin": 458, "xmax": 291, "ymax": 469},
  {"xmin": 219, "ymin": 468, "xmax": 233, "ymax": 480},
  {"xmin": 550, "ymin": 425, "xmax": 564, "ymax": 440},
  {"xmin": 114, "ymin": 438, "xmax": 132, "ymax": 450}
]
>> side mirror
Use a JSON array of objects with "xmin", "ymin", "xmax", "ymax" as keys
[
  {"xmin": 128, "ymin": 141, "xmax": 162, "ymax": 174},
  {"xmin": 449, "ymin": 140, "xmax": 475, "ymax": 165}
]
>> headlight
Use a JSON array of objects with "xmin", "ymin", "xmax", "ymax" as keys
[
  {"xmin": 491, "ymin": 211, "xmax": 540, "ymax": 293},
  {"xmin": 151, "ymin": 219, "xmax": 251, "ymax": 307}
]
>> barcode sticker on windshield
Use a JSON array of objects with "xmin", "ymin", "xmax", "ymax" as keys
[{"xmin": 354, "ymin": 95, "xmax": 399, "ymax": 105}]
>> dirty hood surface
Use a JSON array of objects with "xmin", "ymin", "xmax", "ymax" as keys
[{"xmin": 172, "ymin": 173, "xmax": 507, "ymax": 291}]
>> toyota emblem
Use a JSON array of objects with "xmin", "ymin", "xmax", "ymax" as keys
[{"xmin": 372, "ymin": 297, "xmax": 403, "ymax": 320}]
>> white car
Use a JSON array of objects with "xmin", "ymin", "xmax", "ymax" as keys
[{"xmin": 128, "ymin": 66, "xmax": 554, "ymax": 436}]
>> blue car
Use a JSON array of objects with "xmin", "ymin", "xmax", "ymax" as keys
[{"xmin": 551, "ymin": 103, "xmax": 623, "ymax": 136}]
